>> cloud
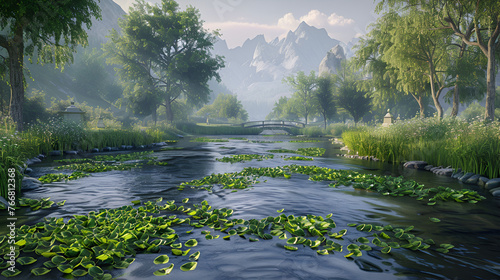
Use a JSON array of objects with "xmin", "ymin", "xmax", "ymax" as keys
[
  {"xmin": 277, "ymin": 10, "xmax": 355, "ymax": 30},
  {"xmin": 206, "ymin": 10, "xmax": 357, "ymax": 48}
]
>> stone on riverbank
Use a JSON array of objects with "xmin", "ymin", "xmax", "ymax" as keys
[
  {"xmin": 465, "ymin": 174, "xmax": 481, "ymax": 185},
  {"xmin": 478, "ymin": 177, "xmax": 489, "ymax": 187},
  {"xmin": 433, "ymin": 168, "xmax": 453, "ymax": 177},
  {"xmin": 22, "ymin": 177, "xmax": 42, "ymax": 191},
  {"xmin": 49, "ymin": 150, "xmax": 62, "ymax": 156},
  {"xmin": 403, "ymin": 161, "xmax": 428, "ymax": 169},
  {"xmin": 458, "ymin": 172, "xmax": 475, "ymax": 182},
  {"xmin": 485, "ymin": 178, "xmax": 500, "ymax": 190},
  {"xmin": 424, "ymin": 165, "xmax": 433, "ymax": 171},
  {"xmin": 491, "ymin": 189, "xmax": 500, "ymax": 197},
  {"xmin": 64, "ymin": 150, "xmax": 78, "ymax": 155}
]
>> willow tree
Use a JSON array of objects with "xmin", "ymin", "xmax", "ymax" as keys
[
  {"xmin": 104, "ymin": 0, "xmax": 224, "ymax": 123},
  {"xmin": 353, "ymin": 14, "xmax": 429, "ymax": 118},
  {"xmin": 0, "ymin": 0, "xmax": 101, "ymax": 131},
  {"xmin": 379, "ymin": 0, "xmax": 499, "ymax": 120}
]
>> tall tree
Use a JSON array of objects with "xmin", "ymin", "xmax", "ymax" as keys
[
  {"xmin": 104, "ymin": 0, "xmax": 224, "ymax": 123},
  {"xmin": 354, "ymin": 12, "xmax": 429, "ymax": 118},
  {"xmin": 379, "ymin": 0, "xmax": 500, "ymax": 120},
  {"xmin": 315, "ymin": 75, "xmax": 336, "ymax": 129},
  {"xmin": 266, "ymin": 96, "xmax": 300, "ymax": 121},
  {"xmin": 0, "ymin": 0, "xmax": 101, "ymax": 131},
  {"xmin": 283, "ymin": 71, "xmax": 317, "ymax": 124}
]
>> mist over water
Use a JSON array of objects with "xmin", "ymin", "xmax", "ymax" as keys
[{"xmin": 3, "ymin": 136, "xmax": 500, "ymax": 280}]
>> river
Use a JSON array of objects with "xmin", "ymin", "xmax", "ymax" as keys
[{"xmin": 2, "ymin": 135, "xmax": 500, "ymax": 280}]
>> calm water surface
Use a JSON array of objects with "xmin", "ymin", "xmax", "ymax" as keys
[{"xmin": 2, "ymin": 135, "xmax": 500, "ymax": 280}]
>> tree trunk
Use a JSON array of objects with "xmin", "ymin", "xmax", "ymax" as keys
[
  {"xmin": 7, "ymin": 30, "xmax": 25, "ymax": 131},
  {"xmin": 411, "ymin": 93, "xmax": 425, "ymax": 118},
  {"xmin": 451, "ymin": 82, "xmax": 459, "ymax": 118},
  {"xmin": 485, "ymin": 44, "xmax": 496, "ymax": 121},
  {"xmin": 165, "ymin": 100, "xmax": 174, "ymax": 123},
  {"xmin": 429, "ymin": 64, "xmax": 443, "ymax": 119},
  {"xmin": 323, "ymin": 114, "xmax": 327, "ymax": 130}
]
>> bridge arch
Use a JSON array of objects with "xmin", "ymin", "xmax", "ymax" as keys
[{"xmin": 240, "ymin": 120, "xmax": 305, "ymax": 129}]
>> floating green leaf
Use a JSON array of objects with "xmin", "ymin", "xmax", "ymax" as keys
[
  {"xmin": 57, "ymin": 264, "xmax": 73, "ymax": 274},
  {"xmin": 71, "ymin": 269, "xmax": 88, "ymax": 277},
  {"xmin": 381, "ymin": 246, "xmax": 392, "ymax": 254},
  {"xmin": 189, "ymin": 251, "xmax": 200, "ymax": 261},
  {"xmin": 429, "ymin": 217, "xmax": 441, "ymax": 223},
  {"xmin": 180, "ymin": 262, "xmax": 198, "ymax": 272},
  {"xmin": 153, "ymin": 255, "xmax": 170, "ymax": 265},
  {"xmin": 88, "ymin": 266, "xmax": 104, "ymax": 277},
  {"xmin": 2, "ymin": 268, "xmax": 21, "ymax": 277},
  {"xmin": 284, "ymin": 245, "xmax": 298, "ymax": 251},
  {"xmin": 17, "ymin": 256, "xmax": 37, "ymax": 265},
  {"xmin": 31, "ymin": 267, "xmax": 51, "ymax": 276},
  {"xmin": 153, "ymin": 264, "xmax": 174, "ymax": 276}
]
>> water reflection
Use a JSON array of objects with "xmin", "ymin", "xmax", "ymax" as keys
[{"xmin": 2, "ymin": 135, "xmax": 500, "ymax": 279}]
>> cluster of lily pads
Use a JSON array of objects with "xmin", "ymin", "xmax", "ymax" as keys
[
  {"xmin": 179, "ymin": 165, "xmax": 485, "ymax": 204},
  {"xmin": 283, "ymin": 156, "xmax": 314, "ymax": 161},
  {"xmin": 267, "ymin": 148, "xmax": 326, "ymax": 157},
  {"xmin": 38, "ymin": 172, "xmax": 90, "ymax": 184},
  {"xmin": 216, "ymin": 154, "xmax": 274, "ymax": 163},
  {"xmin": 41, "ymin": 151, "xmax": 167, "ymax": 182},
  {"xmin": 0, "ymin": 198, "xmax": 454, "ymax": 278},
  {"xmin": 16, "ymin": 197, "xmax": 66, "ymax": 211},
  {"xmin": 249, "ymin": 140, "xmax": 283, "ymax": 143}
]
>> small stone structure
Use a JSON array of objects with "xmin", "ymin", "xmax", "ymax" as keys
[
  {"xmin": 382, "ymin": 109, "xmax": 393, "ymax": 127},
  {"xmin": 60, "ymin": 102, "xmax": 85, "ymax": 124}
]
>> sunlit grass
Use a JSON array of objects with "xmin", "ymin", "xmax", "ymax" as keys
[{"xmin": 342, "ymin": 117, "xmax": 500, "ymax": 178}]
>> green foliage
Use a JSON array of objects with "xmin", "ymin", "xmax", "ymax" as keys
[
  {"xmin": 283, "ymin": 71, "xmax": 318, "ymax": 124},
  {"xmin": 328, "ymin": 123, "xmax": 350, "ymax": 137},
  {"xmin": 459, "ymin": 102, "xmax": 484, "ymax": 122},
  {"xmin": 197, "ymin": 93, "xmax": 249, "ymax": 123},
  {"xmin": 337, "ymin": 80, "xmax": 372, "ymax": 123},
  {"xmin": 315, "ymin": 76, "xmax": 336, "ymax": 128},
  {"xmin": 0, "ymin": 0, "xmax": 101, "ymax": 130},
  {"xmin": 104, "ymin": 0, "xmax": 224, "ymax": 123},
  {"xmin": 342, "ymin": 118, "xmax": 500, "ymax": 178},
  {"xmin": 39, "ymin": 172, "xmax": 90, "ymax": 183},
  {"xmin": 216, "ymin": 154, "xmax": 274, "ymax": 163},
  {"xmin": 266, "ymin": 96, "xmax": 300, "ymax": 121},
  {"xmin": 300, "ymin": 126, "xmax": 324, "ymax": 137}
]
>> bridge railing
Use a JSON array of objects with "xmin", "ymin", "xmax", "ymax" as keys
[{"xmin": 240, "ymin": 120, "xmax": 305, "ymax": 128}]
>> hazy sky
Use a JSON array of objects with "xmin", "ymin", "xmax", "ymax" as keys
[{"xmin": 113, "ymin": 0, "xmax": 380, "ymax": 48}]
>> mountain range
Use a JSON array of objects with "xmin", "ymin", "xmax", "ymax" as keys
[{"xmin": 212, "ymin": 22, "xmax": 357, "ymax": 119}]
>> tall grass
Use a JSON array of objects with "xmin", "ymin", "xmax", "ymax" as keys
[
  {"xmin": 0, "ymin": 119, "xmax": 181, "ymax": 199},
  {"xmin": 341, "ymin": 117, "xmax": 500, "ymax": 178}
]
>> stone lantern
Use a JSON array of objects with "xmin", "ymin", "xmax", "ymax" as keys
[
  {"xmin": 97, "ymin": 117, "xmax": 105, "ymax": 129},
  {"xmin": 60, "ymin": 102, "xmax": 85, "ymax": 124},
  {"xmin": 382, "ymin": 109, "xmax": 393, "ymax": 127}
]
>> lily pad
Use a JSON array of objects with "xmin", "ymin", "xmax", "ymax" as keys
[
  {"xmin": 180, "ymin": 262, "xmax": 198, "ymax": 272},
  {"xmin": 154, "ymin": 264, "xmax": 174, "ymax": 276},
  {"xmin": 31, "ymin": 267, "xmax": 51, "ymax": 276},
  {"xmin": 153, "ymin": 255, "xmax": 170, "ymax": 265}
]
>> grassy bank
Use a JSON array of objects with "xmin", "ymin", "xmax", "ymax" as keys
[
  {"xmin": 0, "ymin": 120, "xmax": 180, "ymax": 199},
  {"xmin": 341, "ymin": 118, "xmax": 500, "ymax": 179}
]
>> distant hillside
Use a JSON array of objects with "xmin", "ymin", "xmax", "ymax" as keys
[{"xmin": 26, "ymin": 0, "xmax": 126, "ymax": 110}]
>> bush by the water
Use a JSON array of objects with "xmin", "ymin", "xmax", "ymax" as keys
[{"xmin": 341, "ymin": 118, "xmax": 500, "ymax": 178}]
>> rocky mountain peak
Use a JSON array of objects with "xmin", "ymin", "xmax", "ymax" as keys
[{"xmin": 319, "ymin": 44, "xmax": 346, "ymax": 75}]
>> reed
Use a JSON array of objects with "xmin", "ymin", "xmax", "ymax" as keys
[{"xmin": 342, "ymin": 117, "xmax": 500, "ymax": 178}]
